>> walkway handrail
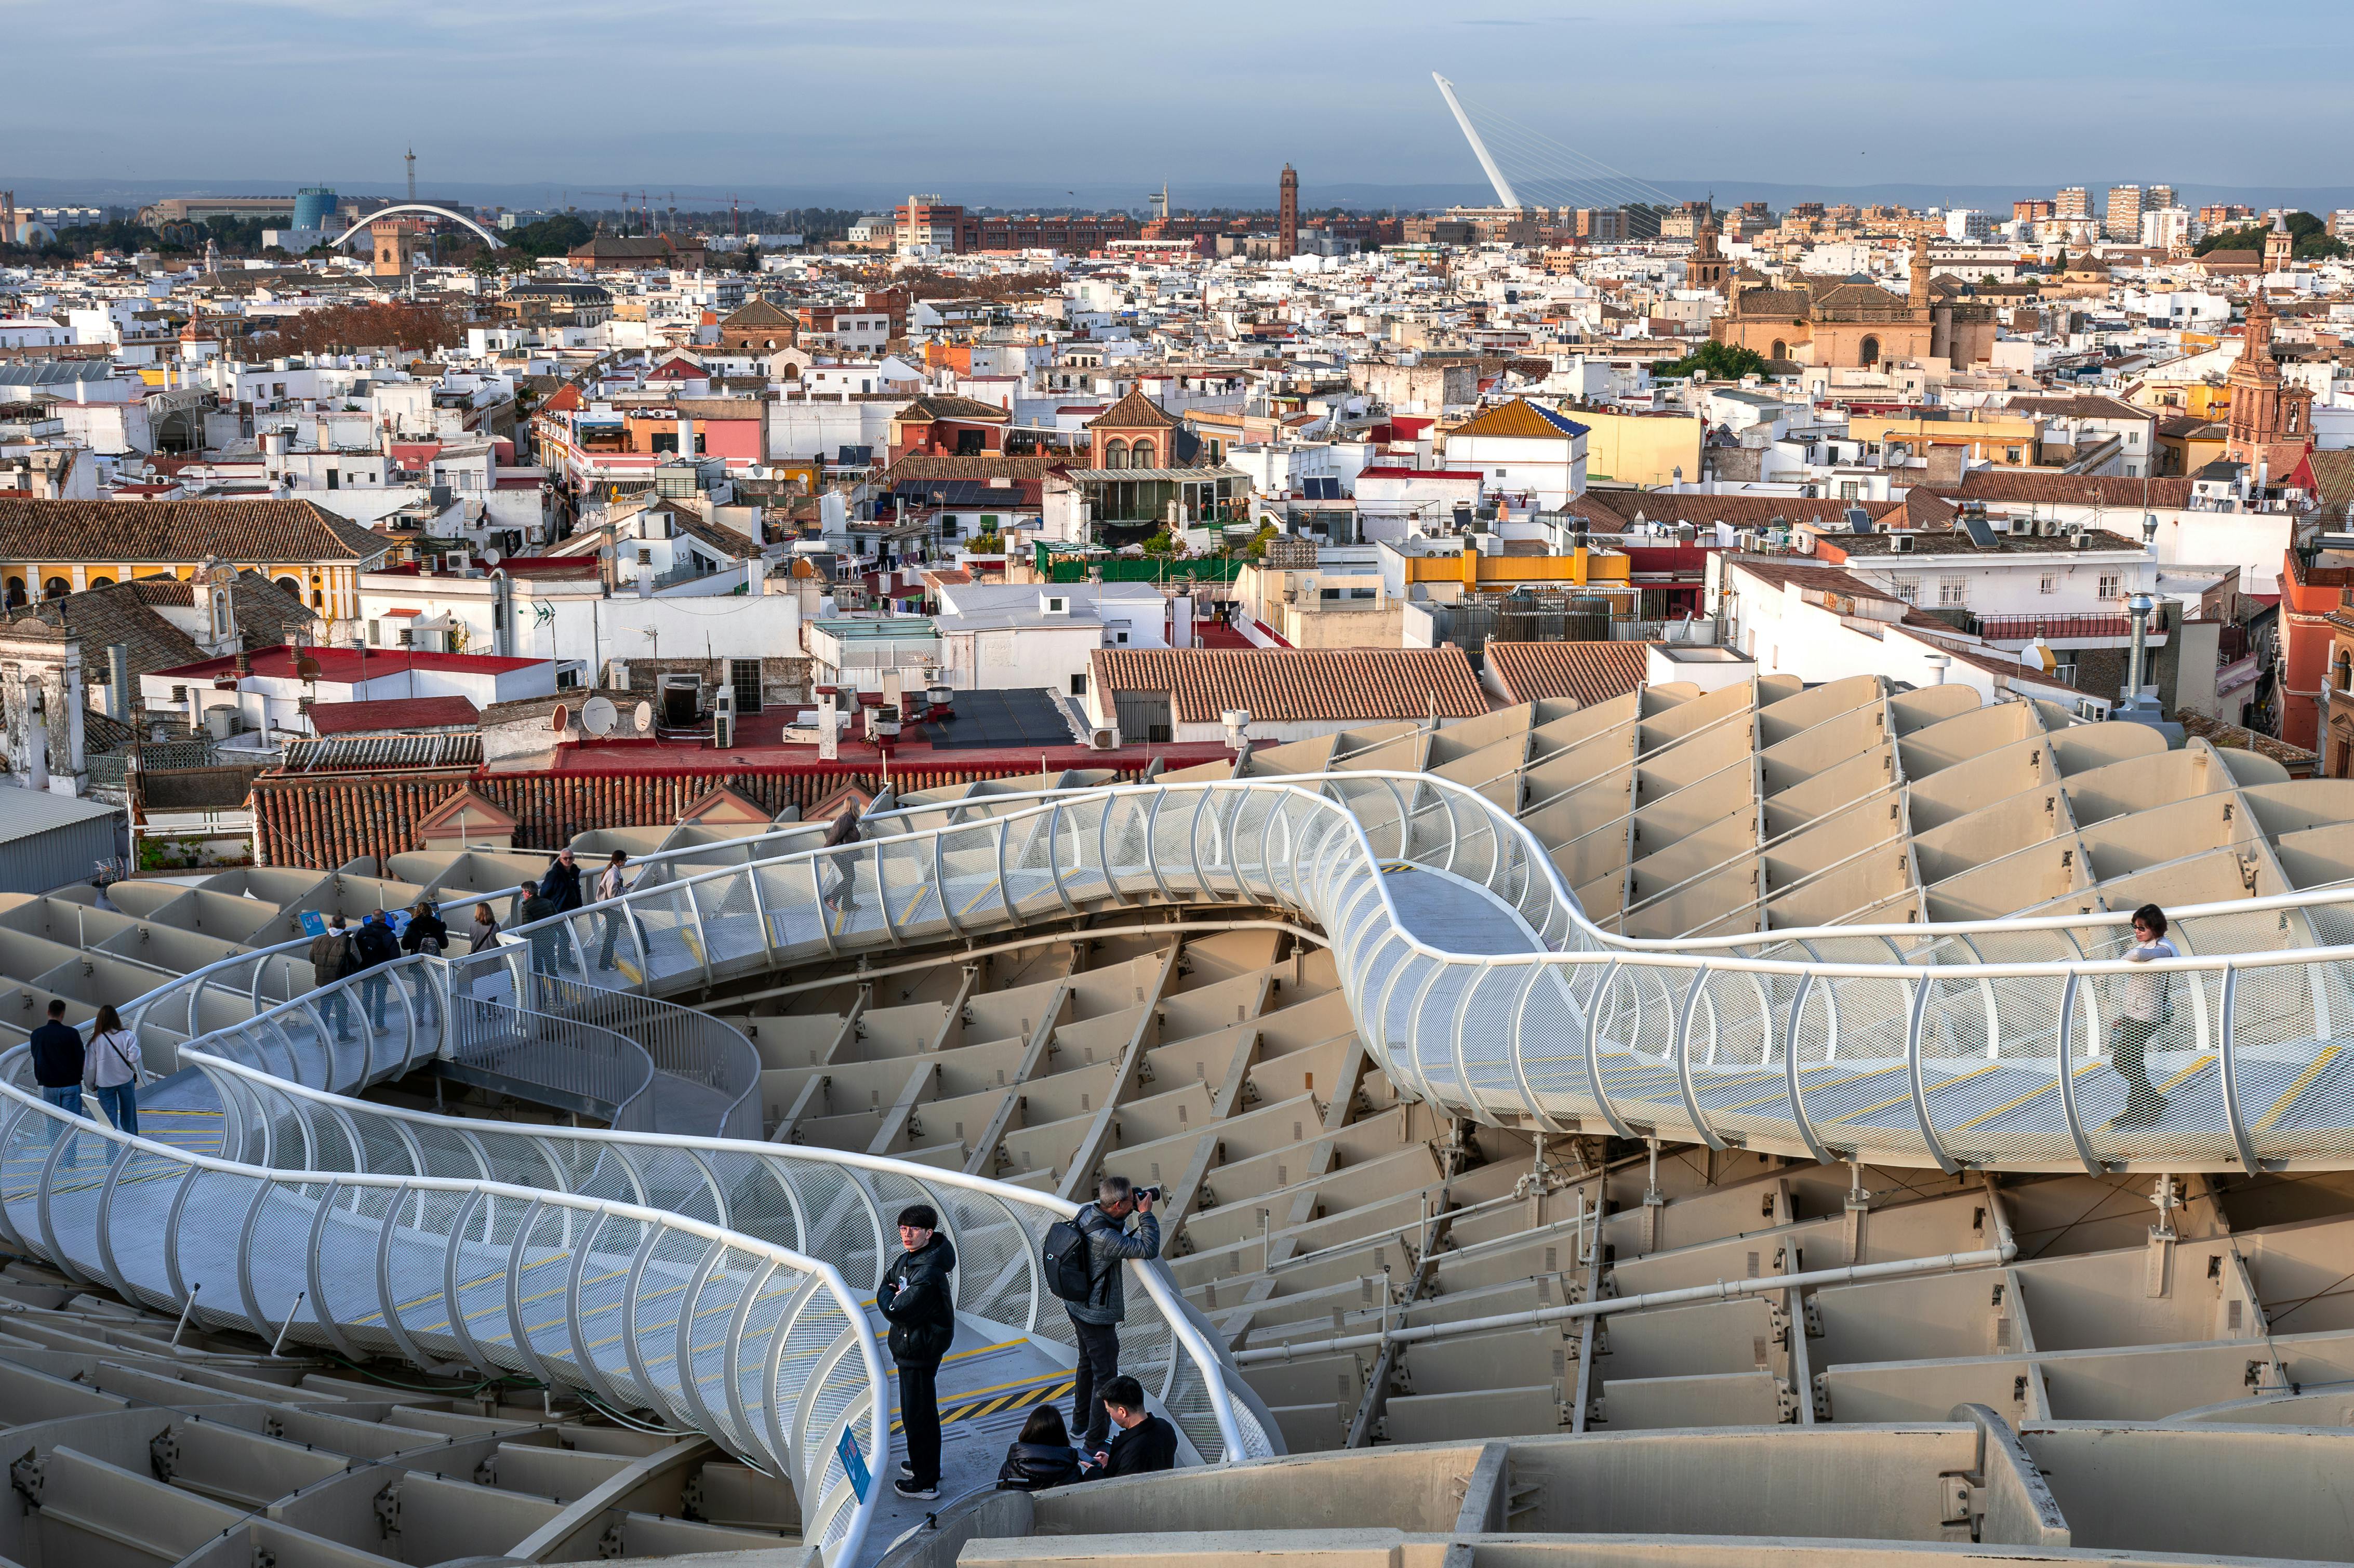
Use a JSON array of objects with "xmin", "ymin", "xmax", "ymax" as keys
[{"xmin": 0, "ymin": 1071, "xmax": 889, "ymax": 1565}]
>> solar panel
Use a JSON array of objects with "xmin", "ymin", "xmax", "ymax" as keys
[
  {"xmin": 1845, "ymin": 506, "xmax": 1873, "ymax": 534},
  {"xmin": 1960, "ymin": 509, "xmax": 2000, "ymax": 549}
]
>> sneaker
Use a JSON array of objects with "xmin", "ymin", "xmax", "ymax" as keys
[
  {"xmin": 892, "ymin": 1478, "xmax": 938, "ymax": 1501},
  {"xmin": 897, "ymin": 1460, "xmax": 914, "ymax": 1480}
]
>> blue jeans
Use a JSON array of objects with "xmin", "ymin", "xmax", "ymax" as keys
[
  {"xmin": 94, "ymin": 1082, "xmax": 138, "ymax": 1139},
  {"xmin": 39, "ymin": 1086, "xmax": 85, "ymax": 1165}
]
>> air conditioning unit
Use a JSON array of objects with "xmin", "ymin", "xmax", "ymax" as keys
[
  {"xmin": 1893, "ymin": 534, "xmax": 1915, "ymax": 553},
  {"xmin": 2072, "ymin": 532, "xmax": 2092, "ymax": 550}
]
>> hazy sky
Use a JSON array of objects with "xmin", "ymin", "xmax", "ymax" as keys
[{"xmin": 8, "ymin": 0, "xmax": 2347, "ymax": 196}]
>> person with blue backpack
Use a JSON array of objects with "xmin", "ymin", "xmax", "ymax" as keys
[{"xmin": 1043, "ymin": 1175, "xmax": 1160, "ymax": 1455}]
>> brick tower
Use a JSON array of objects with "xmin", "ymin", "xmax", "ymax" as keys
[{"xmin": 1278, "ymin": 164, "xmax": 1298, "ymax": 259}]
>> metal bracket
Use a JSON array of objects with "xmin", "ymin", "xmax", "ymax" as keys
[
  {"xmin": 149, "ymin": 1425, "xmax": 179, "ymax": 1484},
  {"xmin": 373, "ymin": 1481, "xmax": 402, "ymax": 1541}
]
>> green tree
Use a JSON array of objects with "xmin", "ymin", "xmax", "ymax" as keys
[
  {"xmin": 1651, "ymin": 339, "xmax": 1771, "ymax": 380},
  {"xmin": 2193, "ymin": 211, "xmax": 2347, "ymax": 260},
  {"xmin": 1140, "ymin": 528, "xmax": 1182, "ymax": 558}
]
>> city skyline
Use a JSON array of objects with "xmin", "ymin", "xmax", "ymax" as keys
[{"xmin": 4, "ymin": 0, "xmax": 2347, "ymax": 194}]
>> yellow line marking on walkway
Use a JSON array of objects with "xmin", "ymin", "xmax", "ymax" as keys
[{"xmin": 2257, "ymin": 1044, "xmax": 2343, "ymax": 1134}]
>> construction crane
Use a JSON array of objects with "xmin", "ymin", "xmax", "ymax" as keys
[{"xmin": 580, "ymin": 191, "xmax": 640, "ymax": 233}]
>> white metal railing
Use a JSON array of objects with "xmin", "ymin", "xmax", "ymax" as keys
[{"xmin": 0, "ymin": 1070, "xmax": 888, "ymax": 1561}]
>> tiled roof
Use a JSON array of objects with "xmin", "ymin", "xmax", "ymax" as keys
[
  {"xmin": 0, "ymin": 498, "xmax": 389, "ymax": 564},
  {"xmin": 1448, "ymin": 397, "xmax": 1591, "ymax": 442},
  {"xmin": 1563, "ymin": 493, "xmax": 1903, "ymax": 532},
  {"xmin": 2306, "ymin": 450, "xmax": 2354, "ymax": 509},
  {"xmin": 1089, "ymin": 647, "xmax": 1486, "ymax": 724},
  {"xmin": 883, "ymin": 454, "xmax": 1069, "ymax": 484},
  {"xmin": 1485, "ymin": 640, "xmax": 1653, "ymax": 707},
  {"xmin": 721, "ymin": 298, "xmax": 796, "ymax": 328},
  {"xmin": 1085, "ymin": 388, "xmax": 1179, "ymax": 430},
  {"xmin": 1923, "ymin": 472, "xmax": 2195, "ymax": 509},
  {"xmin": 895, "ymin": 394, "xmax": 1012, "ymax": 424},
  {"xmin": 308, "ymin": 695, "xmax": 481, "ymax": 735}
]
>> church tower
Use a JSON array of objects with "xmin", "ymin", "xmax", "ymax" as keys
[
  {"xmin": 2224, "ymin": 289, "xmax": 2313, "ymax": 481},
  {"xmin": 1687, "ymin": 220, "xmax": 1727, "ymax": 293},
  {"xmin": 2266, "ymin": 212, "xmax": 2295, "ymax": 272}
]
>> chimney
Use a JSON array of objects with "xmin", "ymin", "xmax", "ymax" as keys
[
  {"xmin": 637, "ymin": 559, "xmax": 654, "ymax": 599},
  {"xmin": 105, "ymin": 643, "xmax": 130, "ymax": 722},
  {"xmin": 677, "ymin": 411, "xmax": 693, "ymax": 460}
]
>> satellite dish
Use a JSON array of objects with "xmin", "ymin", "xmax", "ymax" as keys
[
  {"xmin": 483, "ymin": 547, "xmax": 503, "ymax": 566},
  {"xmin": 550, "ymin": 702, "xmax": 569, "ymax": 734},
  {"xmin": 632, "ymin": 700, "xmax": 653, "ymax": 734},
  {"xmin": 296, "ymin": 655, "xmax": 321, "ymax": 682},
  {"xmin": 581, "ymin": 696, "xmax": 617, "ymax": 736},
  {"xmin": 600, "ymin": 544, "xmax": 617, "ymax": 561}
]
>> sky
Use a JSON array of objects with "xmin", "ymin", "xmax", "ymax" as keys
[{"xmin": 6, "ymin": 0, "xmax": 2349, "ymax": 204}]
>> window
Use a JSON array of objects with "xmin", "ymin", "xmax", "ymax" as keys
[
  {"xmin": 1858, "ymin": 335, "xmax": 1880, "ymax": 365},
  {"xmin": 1115, "ymin": 631, "xmax": 1129, "ymax": 643},
  {"xmin": 170, "ymin": 685, "xmax": 187, "ymax": 703},
  {"xmin": 1938, "ymin": 575, "xmax": 1967, "ymax": 608},
  {"xmin": 1892, "ymin": 579, "xmax": 1918, "ymax": 604},
  {"xmin": 2039, "ymin": 573, "xmax": 2057, "ymax": 595},
  {"xmin": 1070, "ymin": 673, "xmax": 1087, "ymax": 696},
  {"xmin": 2098, "ymin": 573, "xmax": 2122, "ymax": 599},
  {"xmin": 367, "ymin": 619, "xmax": 381, "ymax": 644},
  {"xmin": 1838, "ymin": 481, "xmax": 1860, "ymax": 500}
]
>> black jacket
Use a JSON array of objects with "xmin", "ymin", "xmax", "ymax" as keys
[
  {"xmin": 401, "ymin": 911, "xmax": 448, "ymax": 955},
  {"xmin": 27, "ymin": 1020, "xmax": 82, "ymax": 1089},
  {"xmin": 996, "ymin": 1441, "xmax": 1084, "ymax": 1491},
  {"xmin": 875, "ymin": 1233, "xmax": 957, "ymax": 1365},
  {"xmin": 1087, "ymin": 1413, "xmax": 1177, "ymax": 1479},
  {"xmin": 539, "ymin": 860, "xmax": 584, "ymax": 913},
  {"xmin": 354, "ymin": 921, "xmax": 400, "ymax": 968}
]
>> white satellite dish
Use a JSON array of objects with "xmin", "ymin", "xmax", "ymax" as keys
[
  {"xmin": 632, "ymin": 700, "xmax": 653, "ymax": 734},
  {"xmin": 581, "ymin": 696, "xmax": 617, "ymax": 736},
  {"xmin": 483, "ymin": 547, "xmax": 502, "ymax": 566},
  {"xmin": 600, "ymin": 544, "xmax": 617, "ymax": 561}
]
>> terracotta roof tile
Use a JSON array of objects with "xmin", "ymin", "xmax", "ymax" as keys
[
  {"xmin": 1084, "ymin": 388, "xmax": 1179, "ymax": 430},
  {"xmin": 1447, "ymin": 397, "xmax": 1590, "ymax": 442},
  {"xmin": 0, "ymin": 498, "xmax": 389, "ymax": 564},
  {"xmin": 1485, "ymin": 640, "xmax": 1653, "ymax": 707},
  {"xmin": 1089, "ymin": 647, "xmax": 1486, "ymax": 725}
]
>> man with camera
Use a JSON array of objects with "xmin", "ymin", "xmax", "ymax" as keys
[{"xmin": 1067, "ymin": 1174, "xmax": 1161, "ymax": 1455}]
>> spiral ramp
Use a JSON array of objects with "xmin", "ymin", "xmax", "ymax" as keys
[{"xmin": 2, "ymin": 679, "xmax": 2354, "ymax": 1566}]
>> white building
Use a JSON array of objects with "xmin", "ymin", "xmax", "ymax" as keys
[{"xmin": 1439, "ymin": 397, "xmax": 1589, "ymax": 510}]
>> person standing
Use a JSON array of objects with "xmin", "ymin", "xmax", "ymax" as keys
[
  {"xmin": 1078, "ymin": 1376, "xmax": 1177, "ymax": 1479},
  {"xmin": 820, "ymin": 808, "xmax": 860, "ymax": 916},
  {"xmin": 469, "ymin": 902, "xmax": 501, "ymax": 953},
  {"xmin": 27, "ymin": 1000, "xmax": 85, "ymax": 1164},
  {"xmin": 354, "ymin": 910, "xmax": 401, "ymax": 1034},
  {"xmin": 84, "ymin": 1003, "xmax": 143, "ymax": 1139},
  {"xmin": 875, "ymin": 1202, "xmax": 956, "ymax": 1501},
  {"xmin": 595, "ymin": 851, "xmax": 632, "ymax": 972},
  {"xmin": 309, "ymin": 915, "xmax": 357, "ymax": 1044},
  {"xmin": 517, "ymin": 883, "xmax": 558, "ymax": 978},
  {"xmin": 1066, "ymin": 1175, "xmax": 1160, "ymax": 1454},
  {"xmin": 539, "ymin": 848, "xmax": 584, "ymax": 972},
  {"xmin": 400, "ymin": 899, "xmax": 447, "ymax": 1029},
  {"xmin": 2111, "ymin": 903, "xmax": 2177, "ymax": 1127}
]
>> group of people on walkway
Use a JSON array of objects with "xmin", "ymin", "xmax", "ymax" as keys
[
  {"xmin": 506, "ymin": 849, "xmax": 637, "ymax": 975},
  {"xmin": 876, "ymin": 1172, "xmax": 1177, "ymax": 1504}
]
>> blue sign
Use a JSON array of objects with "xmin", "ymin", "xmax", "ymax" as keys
[
  {"xmin": 298, "ymin": 911, "xmax": 329, "ymax": 938},
  {"xmin": 836, "ymin": 1427, "xmax": 870, "ymax": 1502}
]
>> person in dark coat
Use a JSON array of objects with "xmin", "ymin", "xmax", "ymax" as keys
[
  {"xmin": 518, "ymin": 885, "xmax": 558, "ymax": 978},
  {"xmin": 26, "ymin": 999, "xmax": 86, "ymax": 1166},
  {"xmin": 399, "ymin": 900, "xmax": 448, "ymax": 1029},
  {"xmin": 820, "ymin": 808, "xmax": 860, "ymax": 915},
  {"xmin": 539, "ymin": 849, "xmax": 584, "ymax": 972},
  {"xmin": 996, "ymin": 1403, "xmax": 1084, "ymax": 1491},
  {"xmin": 353, "ymin": 911, "xmax": 401, "ymax": 1033},
  {"xmin": 874, "ymin": 1202, "xmax": 956, "ymax": 1500},
  {"xmin": 1079, "ymin": 1376, "xmax": 1176, "ymax": 1480},
  {"xmin": 1066, "ymin": 1174, "xmax": 1160, "ymax": 1451}
]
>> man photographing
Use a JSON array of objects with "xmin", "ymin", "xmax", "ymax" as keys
[{"xmin": 1065, "ymin": 1174, "xmax": 1161, "ymax": 1454}]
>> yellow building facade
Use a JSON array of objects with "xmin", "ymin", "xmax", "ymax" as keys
[{"xmin": 1575, "ymin": 408, "xmax": 1705, "ymax": 488}]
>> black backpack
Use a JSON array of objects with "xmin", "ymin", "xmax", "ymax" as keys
[{"xmin": 1042, "ymin": 1216, "xmax": 1105, "ymax": 1306}]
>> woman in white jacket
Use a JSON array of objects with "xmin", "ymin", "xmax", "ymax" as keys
[{"xmin": 84, "ymin": 1003, "xmax": 143, "ymax": 1138}]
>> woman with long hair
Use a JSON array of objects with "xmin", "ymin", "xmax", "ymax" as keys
[
  {"xmin": 995, "ymin": 1401, "xmax": 1084, "ymax": 1491},
  {"xmin": 85, "ymin": 1003, "xmax": 143, "ymax": 1139}
]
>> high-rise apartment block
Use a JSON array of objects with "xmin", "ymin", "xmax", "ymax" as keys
[
  {"xmin": 2013, "ymin": 199, "xmax": 2055, "ymax": 223},
  {"xmin": 2147, "ymin": 184, "xmax": 2176, "ymax": 211},
  {"xmin": 2055, "ymin": 187, "xmax": 2091, "ymax": 221},
  {"xmin": 2103, "ymin": 184, "xmax": 2143, "ymax": 242}
]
